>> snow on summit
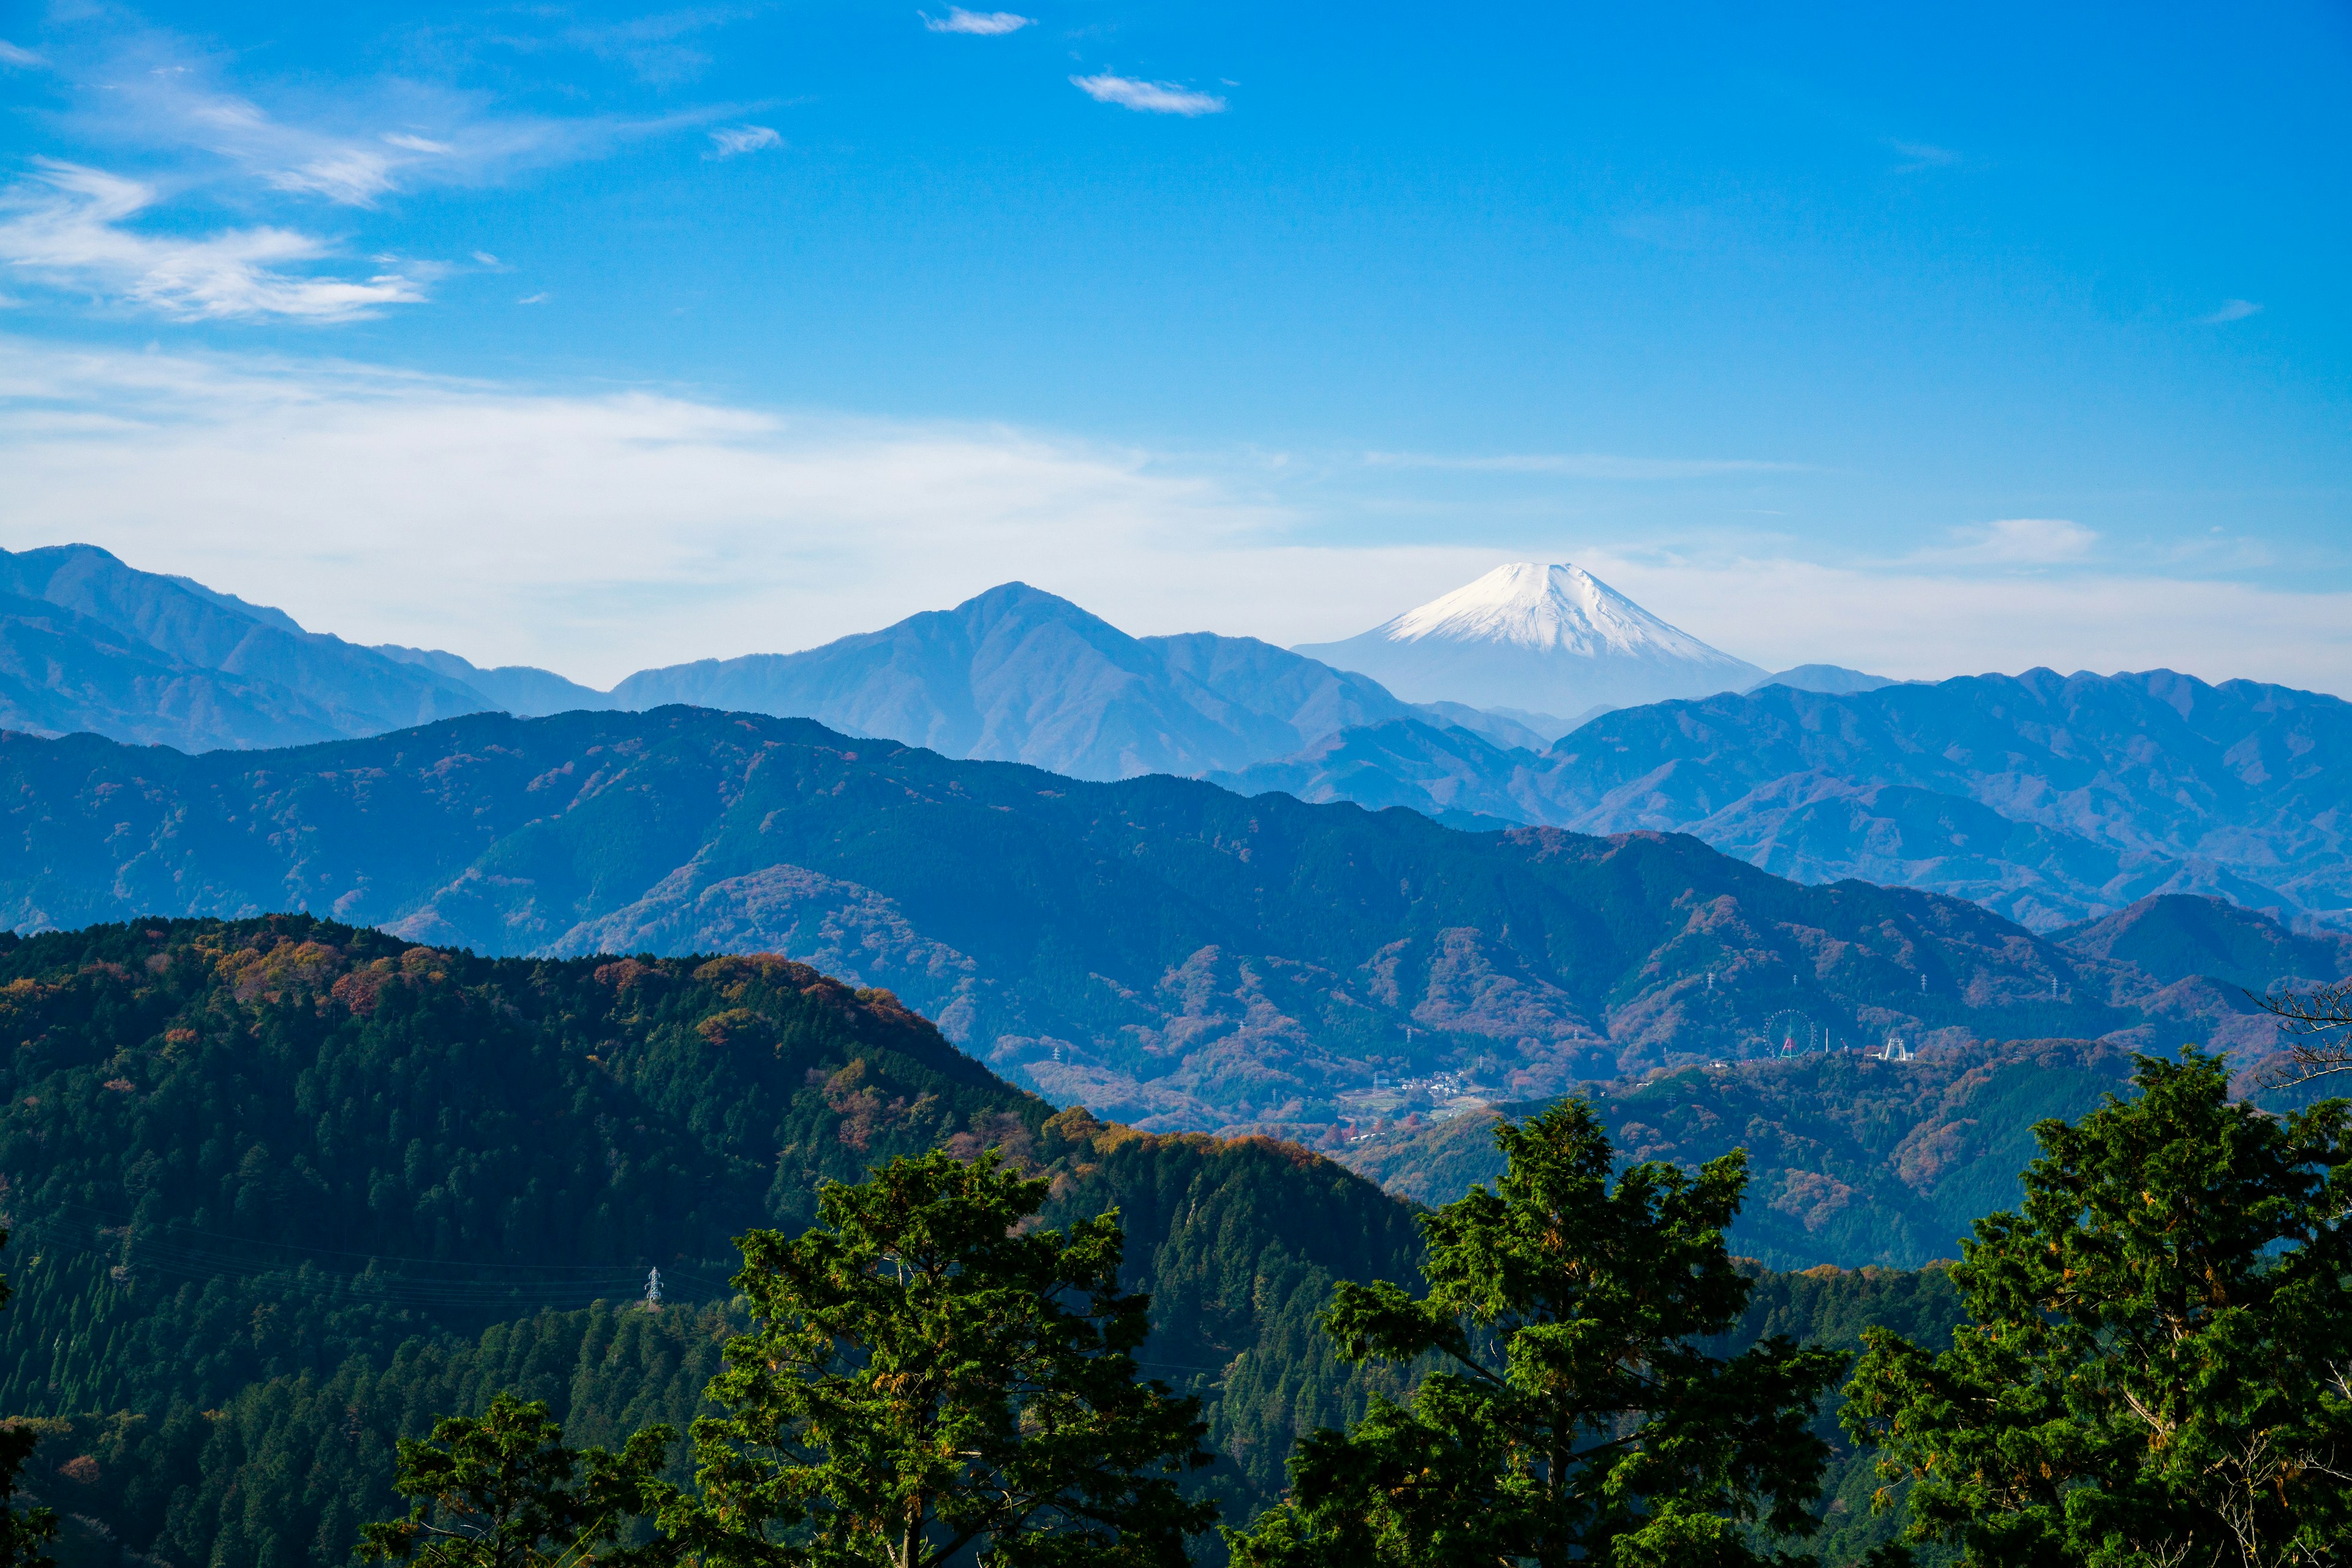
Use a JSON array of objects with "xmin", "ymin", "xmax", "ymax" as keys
[
  {"xmin": 1382, "ymin": 562, "xmax": 1730, "ymax": 658},
  {"xmin": 1295, "ymin": 561, "xmax": 1762, "ymax": 726}
]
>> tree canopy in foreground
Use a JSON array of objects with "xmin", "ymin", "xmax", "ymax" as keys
[
  {"xmin": 1227, "ymin": 1099, "xmax": 1847, "ymax": 1567},
  {"xmin": 1844, "ymin": 1049, "xmax": 2352, "ymax": 1566},
  {"xmin": 677, "ymin": 1148, "xmax": 1216, "ymax": 1568}
]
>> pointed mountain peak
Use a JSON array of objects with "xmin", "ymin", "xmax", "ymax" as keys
[
  {"xmin": 1376, "ymin": 561, "xmax": 1728, "ymax": 662},
  {"xmin": 1295, "ymin": 560, "xmax": 1760, "ymax": 715}
]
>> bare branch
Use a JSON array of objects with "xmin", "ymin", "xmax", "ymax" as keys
[{"xmin": 2248, "ymin": 982, "xmax": 2352, "ymax": 1091}]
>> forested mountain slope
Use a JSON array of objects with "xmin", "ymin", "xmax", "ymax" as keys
[
  {"xmin": 0, "ymin": 916, "xmax": 1426, "ymax": 1559},
  {"xmin": 1221, "ymin": 668, "xmax": 2352, "ymax": 932},
  {"xmin": 1338, "ymin": 1037, "xmax": 2147, "ymax": 1268},
  {"xmin": 2051, "ymin": 891, "xmax": 2352, "ymax": 988},
  {"xmin": 0, "ymin": 708, "xmax": 2248, "ymax": 1133}
]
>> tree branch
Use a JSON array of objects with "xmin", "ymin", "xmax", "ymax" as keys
[{"xmin": 2250, "ymin": 981, "xmax": 2352, "ymax": 1090}]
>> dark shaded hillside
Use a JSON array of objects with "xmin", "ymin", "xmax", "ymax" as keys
[
  {"xmin": 0, "ymin": 708, "xmax": 2212, "ymax": 1131},
  {"xmin": 1223, "ymin": 668, "xmax": 2352, "ymax": 932},
  {"xmin": 1338, "ymin": 1038, "xmax": 2147, "ymax": 1268},
  {"xmin": 0, "ymin": 916, "xmax": 1425, "ymax": 1551}
]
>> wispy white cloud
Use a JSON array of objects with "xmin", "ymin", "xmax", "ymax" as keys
[
  {"xmin": 0, "ymin": 39, "xmax": 47, "ymax": 67},
  {"xmin": 0, "ymin": 339, "xmax": 2342, "ymax": 695},
  {"xmin": 1363, "ymin": 450, "xmax": 1805, "ymax": 480},
  {"xmin": 2201, "ymin": 298, "xmax": 2261, "ymax": 324},
  {"xmin": 0, "ymin": 162, "xmax": 430, "ymax": 321},
  {"xmin": 923, "ymin": 7, "xmax": 1035, "ymax": 34},
  {"xmin": 1916, "ymin": 516, "xmax": 2097, "ymax": 567},
  {"xmin": 552, "ymin": 6, "xmax": 767, "ymax": 86},
  {"xmin": 1887, "ymin": 138, "xmax": 1961, "ymax": 173},
  {"xmin": 45, "ymin": 30, "xmax": 731, "ymax": 210},
  {"xmin": 516, "ymin": 292, "xmax": 549, "ymax": 304},
  {"xmin": 707, "ymin": 124, "xmax": 782, "ymax": 158},
  {"xmin": 1577, "ymin": 548, "xmax": 2351, "ymax": 693},
  {"xmin": 1071, "ymin": 74, "xmax": 1226, "ymax": 116},
  {"xmin": 0, "ymin": 338, "xmax": 1279, "ymax": 682}
]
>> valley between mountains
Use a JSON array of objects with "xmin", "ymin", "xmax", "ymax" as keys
[{"xmin": 0, "ymin": 706, "xmax": 2311, "ymax": 1134}]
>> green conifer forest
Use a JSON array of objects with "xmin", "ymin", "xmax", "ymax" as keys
[{"xmin": 0, "ymin": 916, "xmax": 2335, "ymax": 1566}]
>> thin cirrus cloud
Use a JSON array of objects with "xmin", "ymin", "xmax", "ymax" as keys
[
  {"xmin": 0, "ymin": 337, "xmax": 2344, "ymax": 692},
  {"xmin": 1887, "ymin": 138, "xmax": 1961, "ymax": 173},
  {"xmin": 1363, "ymin": 450, "xmax": 1806, "ymax": 480},
  {"xmin": 1071, "ymin": 74, "xmax": 1227, "ymax": 116},
  {"xmin": 48, "ymin": 29, "xmax": 730, "ymax": 209},
  {"xmin": 2201, "ymin": 299, "xmax": 2261, "ymax": 324},
  {"xmin": 1915, "ymin": 516, "xmax": 2097, "ymax": 567},
  {"xmin": 0, "ymin": 39, "xmax": 47, "ymax": 67},
  {"xmin": 0, "ymin": 160, "xmax": 430, "ymax": 322},
  {"xmin": 707, "ymin": 124, "xmax": 782, "ymax": 158},
  {"xmin": 922, "ymin": 7, "xmax": 1035, "ymax": 35}
]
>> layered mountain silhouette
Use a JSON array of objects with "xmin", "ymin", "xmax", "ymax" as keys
[
  {"xmin": 6, "ymin": 544, "xmax": 2346, "ymax": 941},
  {"xmin": 0, "ymin": 706, "xmax": 2269, "ymax": 1133},
  {"xmin": 1339, "ymin": 891, "xmax": 2340, "ymax": 1248},
  {"xmin": 0, "ymin": 548, "xmax": 1423, "ymax": 781},
  {"xmin": 0, "ymin": 545, "xmax": 497, "ymax": 748},
  {"xmin": 1216, "ymin": 671, "xmax": 2352, "ymax": 931},
  {"xmin": 610, "ymin": 581, "xmax": 1415, "ymax": 778}
]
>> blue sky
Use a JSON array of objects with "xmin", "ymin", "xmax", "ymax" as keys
[{"xmin": 1, "ymin": 1, "xmax": 2348, "ymax": 690}]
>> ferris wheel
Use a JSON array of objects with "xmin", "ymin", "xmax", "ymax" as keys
[{"xmin": 1762, "ymin": 1008, "xmax": 1817, "ymax": 1057}]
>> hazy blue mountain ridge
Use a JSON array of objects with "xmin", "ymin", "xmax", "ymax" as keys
[
  {"xmin": 374, "ymin": 642, "xmax": 615, "ymax": 717},
  {"xmin": 608, "ymin": 581, "xmax": 1417, "ymax": 780},
  {"xmin": 0, "ymin": 706, "xmax": 2273, "ymax": 1134},
  {"xmin": 1224, "ymin": 669, "xmax": 2352, "ymax": 932},
  {"xmin": 0, "ymin": 545, "xmax": 499, "ymax": 748},
  {"xmin": 1746, "ymin": 663, "xmax": 1899, "ymax": 695}
]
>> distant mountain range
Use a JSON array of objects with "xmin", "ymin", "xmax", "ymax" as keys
[
  {"xmin": 1294, "ymin": 561, "xmax": 1764, "ymax": 724},
  {"xmin": 6, "ymin": 543, "xmax": 2347, "ymax": 940},
  {"xmin": 1218, "ymin": 671, "xmax": 2352, "ymax": 931},
  {"xmin": 0, "ymin": 546, "xmax": 1418, "ymax": 781},
  {"xmin": 0, "ymin": 707, "xmax": 2287, "ymax": 1133},
  {"xmin": 0, "ymin": 545, "xmax": 498, "ymax": 748},
  {"xmin": 607, "ymin": 581, "xmax": 1418, "ymax": 779},
  {"xmin": 1336, "ymin": 892, "xmax": 2352, "ymax": 1265}
]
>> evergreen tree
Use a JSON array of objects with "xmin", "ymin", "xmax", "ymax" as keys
[
  {"xmin": 679, "ymin": 1148, "xmax": 1216, "ymax": 1568},
  {"xmin": 0, "ymin": 1232, "xmax": 56, "ymax": 1568},
  {"xmin": 358, "ymin": 1393, "xmax": 674, "ymax": 1568},
  {"xmin": 1227, "ymin": 1099, "xmax": 1847, "ymax": 1568},
  {"xmin": 1842, "ymin": 1049, "xmax": 2352, "ymax": 1567}
]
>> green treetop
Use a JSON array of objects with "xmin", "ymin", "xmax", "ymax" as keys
[
  {"xmin": 1227, "ymin": 1098, "xmax": 1848, "ymax": 1568},
  {"xmin": 1842, "ymin": 1049, "xmax": 2352, "ymax": 1567},
  {"xmin": 678, "ymin": 1148, "xmax": 1216, "ymax": 1568},
  {"xmin": 0, "ymin": 1231, "xmax": 56, "ymax": 1568},
  {"xmin": 357, "ymin": 1392, "xmax": 674, "ymax": 1568}
]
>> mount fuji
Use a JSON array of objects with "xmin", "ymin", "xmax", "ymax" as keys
[{"xmin": 1294, "ymin": 562, "xmax": 1763, "ymax": 723}]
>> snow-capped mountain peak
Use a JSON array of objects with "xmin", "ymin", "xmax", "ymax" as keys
[
  {"xmin": 1294, "ymin": 560, "xmax": 1761, "ymax": 723},
  {"xmin": 1380, "ymin": 562, "xmax": 1724, "ymax": 659}
]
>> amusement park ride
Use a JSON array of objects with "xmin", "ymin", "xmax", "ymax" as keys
[{"xmin": 1755, "ymin": 1009, "xmax": 1914, "ymax": 1062}]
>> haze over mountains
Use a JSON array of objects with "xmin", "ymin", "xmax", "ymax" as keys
[
  {"xmin": 1227, "ymin": 672, "xmax": 2352, "ymax": 931},
  {"xmin": 5, "ymin": 541, "xmax": 2348, "ymax": 940},
  {"xmin": 0, "ymin": 706, "xmax": 2302, "ymax": 1134}
]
